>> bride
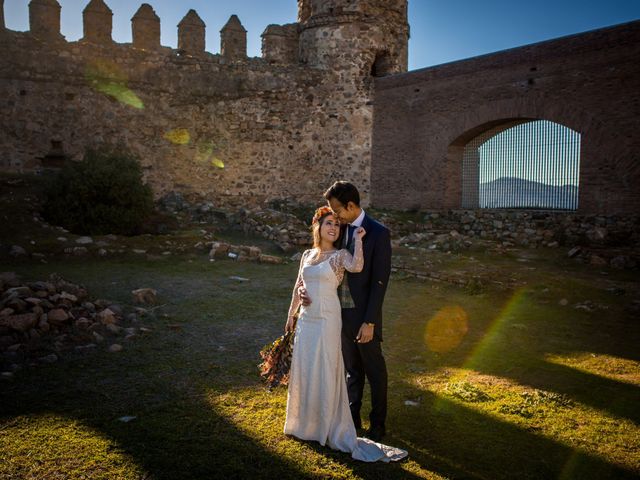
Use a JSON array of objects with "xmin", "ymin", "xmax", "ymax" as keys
[{"xmin": 283, "ymin": 206, "xmax": 407, "ymax": 462}]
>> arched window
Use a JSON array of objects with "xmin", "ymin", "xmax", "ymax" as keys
[{"xmin": 461, "ymin": 120, "xmax": 581, "ymax": 210}]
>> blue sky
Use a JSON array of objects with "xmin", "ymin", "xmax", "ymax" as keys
[{"xmin": 4, "ymin": 0, "xmax": 640, "ymax": 70}]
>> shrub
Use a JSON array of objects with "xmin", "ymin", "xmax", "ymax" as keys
[{"xmin": 43, "ymin": 149, "xmax": 153, "ymax": 236}]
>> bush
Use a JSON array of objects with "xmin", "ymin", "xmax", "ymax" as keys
[{"xmin": 43, "ymin": 149, "xmax": 153, "ymax": 236}]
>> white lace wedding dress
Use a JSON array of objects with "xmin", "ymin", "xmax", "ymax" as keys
[{"xmin": 284, "ymin": 247, "xmax": 407, "ymax": 462}]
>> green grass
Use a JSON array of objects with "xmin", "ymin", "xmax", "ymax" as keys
[{"xmin": 1, "ymin": 250, "xmax": 638, "ymax": 479}]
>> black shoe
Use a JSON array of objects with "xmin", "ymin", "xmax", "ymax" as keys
[{"xmin": 365, "ymin": 425, "xmax": 385, "ymax": 442}]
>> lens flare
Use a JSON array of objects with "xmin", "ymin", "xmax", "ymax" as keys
[
  {"xmin": 163, "ymin": 128, "xmax": 191, "ymax": 145},
  {"xmin": 425, "ymin": 305, "xmax": 469, "ymax": 353},
  {"xmin": 85, "ymin": 59, "xmax": 144, "ymax": 109},
  {"xmin": 194, "ymin": 141, "xmax": 225, "ymax": 169}
]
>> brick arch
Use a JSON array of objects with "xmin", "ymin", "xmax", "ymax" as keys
[{"xmin": 371, "ymin": 22, "xmax": 640, "ymax": 214}]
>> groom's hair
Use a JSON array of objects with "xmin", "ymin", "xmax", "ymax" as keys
[{"xmin": 324, "ymin": 181, "xmax": 360, "ymax": 207}]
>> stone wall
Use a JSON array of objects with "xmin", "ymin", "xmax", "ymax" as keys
[
  {"xmin": 372, "ymin": 21, "xmax": 640, "ymax": 215},
  {"xmin": 0, "ymin": 1, "xmax": 410, "ymax": 207}
]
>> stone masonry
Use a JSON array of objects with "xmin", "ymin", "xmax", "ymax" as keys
[{"xmin": 0, "ymin": 0, "xmax": 409, "ymax": 207}]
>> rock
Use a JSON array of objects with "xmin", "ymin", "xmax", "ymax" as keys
[
  {"xmin": 139, "ymin": 327, "xmax": 152, "ymax": 334},
  {"xmin": 108, "ymin": 344, "xmax": 123, "ymax": 353},
  {"xmin": 567, "ymin": 246, "xmax": 582, "ymax": 258},
  {"xmin": 0, "ymin": 272, "xmax": 20, "ymax": 289},
  {"xmin": 1, "ymin": 372, "xmax": 14, "ymax": 380},
  {"xmin": 259, "ymin": 254, "xmax": 284, "ymax": 265},
  {"xmin": 132, "ymin": 288, "xmax": 158, "ymax": 305},
  {"xmin": 0, "ymin": 313, "xmax": 38, "ymax": 332},
  {"xmin": 48, "ymin": 309, "xmax": 70, "ymax": 325},
  {"xmin": 590, "ymin": 255, "xmax": 608, "ymax": 266},
  {"xmin": 93, "ymin": 332, "xmax": 105, "ymax": 343},
  {"xmin": 97, "ymin": 308, "xmax": 117, "ymax": 325},
  {"xmin": 559, "ymin": 298, "xmax": 569, "ymax": 306},
  {"xmin": 404, "ymin": 400, "xmax": 420, "ymax": 407},
  {"xmin": 0, "ymin": 308, "xmax": 14, "ymax": 317},
  {"xmin": 106, "ymin": 323, "xmax": 122, "ymax": 335},
  {"xmin": 229, "ymin": 276, "xmax": 250, "ymax": 282},
  {"xmin": 75, "ymin": 236, "xmax": 93, "ymax": 245},
  {"xmin": 9, "ymin": 245, "xmax": 27, "ymax": 257},
  {"xmin": 547, "ymin": 241, "xmax": 559, "ymax": 248},
  {"xmin": 586, "ymin": 227, "xmax": 607, "ymax": 243},
  {"xmin": 132, "ymin": 249, "xmax": 147, "ymax": 254},
  {"xmin": 610, "ymin": 256, "xmax": 627, "ymax": 269},
  {"xmin": 74, "ymin": 344, "xmax": 97, "ymax": 352},
  {"xmin": 73, "ymin": 247, "xmax": 89, "ymax": 256},
  {"xmin": 75, "ymin": 317, "xmax": 92, "ymax": 329},
  {"xmin": 248, "ymin": 246, "xmax": 262, "ymax": 258},
  {"xmin": 39, "ymin": 353, "xmax": 58, "ymax": 363}
]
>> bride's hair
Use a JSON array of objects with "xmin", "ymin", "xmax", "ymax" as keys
[{"xmin": 311, "ymin": 207, "xmax": 343, "ymax": 248}]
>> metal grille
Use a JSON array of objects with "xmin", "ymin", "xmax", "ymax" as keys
[{"xmin": 461, "ymin": 120, "xmax": 581, "ymax": 210}]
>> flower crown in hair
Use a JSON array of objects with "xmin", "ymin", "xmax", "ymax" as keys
[{"xmin": 312, "ymin": 206, "xmax": 333, "ymax": 225}]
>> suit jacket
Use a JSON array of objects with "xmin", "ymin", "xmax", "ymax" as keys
[{"xmin": 343, "ymin": 213, "xmax": 392, "ymax": 341}]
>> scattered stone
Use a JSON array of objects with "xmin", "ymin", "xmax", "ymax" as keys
[
  {"xmin": 132, "ymin": 249, "xmax": 147, "ymax": 254},
  {"xmin": 9, "ymin": 245, "xmax": 27, "ymax": 257},
  {"xmin": 47, "ymin": 309, "xmax": 70, "ymax": 325},
  {"xmin": 75, "ymin": 236, "xmax": 94, "ymax": 245},
  {"xmin": 0, "ymin": 313, "xmax": 38, "ymax": 332},
  {"xmin": 559, "ymin": 298, "xmax": 569, "ymax": 306},
  {"xmin": 106, "ymin": 323, "xmax": 122, "ymax": 335},
  {"xmin": 96, "ymin": 308, "xmax": 117, "ymax": 325},
  {"xmin": 1, "ymin": 372, "xmax": 14, "ymax": 380},
  {"xmin": 39, "ymin": 353, "xmax": 58, "ymax": 364},
  {"xmin": 229, "ymin": 276, "xmax": 250, "ymax": 282},
  {"xmin": 132, "ymin": 288, "xmax": 158, "ymax": 304},
  {"xmin": 259, "ymin": 254, "xmax": 284, "ymax": 264},
  {"xmin": 589, "ymin": 255, "xmax": 608, "ymax": 266},
  {"xmin": 404, "ymin": 400, "xmax": 420, "ymax": 407},
  {"xmin": 93, "ymin": 332, "xmax": 105, "ymax": 343},
  {"xmin": 108, "ymin": 344, "xmax": 123, "ymax": 353}
]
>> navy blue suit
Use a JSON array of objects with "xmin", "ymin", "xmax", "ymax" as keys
[{"xmin": 341, "ymin": 213, "xmax": 391, "ymax": 430}]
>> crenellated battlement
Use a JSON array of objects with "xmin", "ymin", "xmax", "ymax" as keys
[{"xmin": 2, "ymin": 0, "xmax": 301, "ymax": 65}]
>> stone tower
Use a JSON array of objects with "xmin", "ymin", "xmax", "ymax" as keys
[
  {"xmin": 220, "ymin": 15, "xmax": 247, "ymax": 61},
  {"xmin": 178, "ymin": 9, "xmax": 205, "ymax": 56},
  {"xmin": 132, "ymin": 4, "xmax": 161, "ymax": 51},
  {"xmin": 82, "ymin": 0, "xmax": 113, "ymax": 45},
  {"xmin": 29, "ymin": 0, "xmax": 63, "ymax": 40},
  {"xmin": 297, "ymin": 0, "xmax": 408, "ymax": 77}
]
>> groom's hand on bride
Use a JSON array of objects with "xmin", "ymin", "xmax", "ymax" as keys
[
  {"xmin": 356, "ymin": 323, "xmax": 374, "ymax": 343},
  {"xmin": 299, "ymin": 286, "xmax": 312, "ymax": 306}
]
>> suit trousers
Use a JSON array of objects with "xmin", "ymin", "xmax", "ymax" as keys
[{"xmin": 340, "ymin": 308, "xmax": 388, "ymax": 430}]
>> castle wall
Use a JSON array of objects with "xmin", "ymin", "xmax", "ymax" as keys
[
  {"xmin": 372, "ymin": 21, "xmax": 640, "ymax": 215},
  {"xmin": 0, "ymin": 25, "xmax": 376, "ymax": 206}
]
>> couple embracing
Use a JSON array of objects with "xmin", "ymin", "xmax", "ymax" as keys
[{"xmin": 283, "ymin": 181, "xmax": 407, "ymax": 462}]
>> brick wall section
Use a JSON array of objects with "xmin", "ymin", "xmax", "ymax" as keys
[{"xmin": 372, "ymin": 21, "xmax": 640, "ymax": 215}]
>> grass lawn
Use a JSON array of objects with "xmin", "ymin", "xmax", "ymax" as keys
[{"xmin": 1, "ymin": 246, "xmax": 639, "ymax": 479}]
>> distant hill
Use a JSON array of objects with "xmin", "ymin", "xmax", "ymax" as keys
[{"xmin": 479, "ymin": 177, "xmax": 578, "ymax": 209}]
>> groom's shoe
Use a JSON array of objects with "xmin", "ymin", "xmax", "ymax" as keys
[{"xmin": 365, "ymin": 425, "xmax": 385, "ymax": 442}]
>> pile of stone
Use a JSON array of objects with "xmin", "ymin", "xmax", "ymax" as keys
[
  {"xmin": 395, "ymin": 230, "xmax": 474, "ymax": 252},
  {"xmin": 383, "ymin": 210, "xmax": 640, "ymax": 253},
  {"xmin": 208, "ymin": 241, "xmax": 284, "ymax": 264},
  {"xmin": 230, "ymin": 207, "xmax": 311, "ymax": 253},
  {"xmin": 566, "ymin": 246, "xmax": 638, "ymax": 270},
  {"xmin": 0, "ymin": 272, "xmax": 151, "ymax": 379}
]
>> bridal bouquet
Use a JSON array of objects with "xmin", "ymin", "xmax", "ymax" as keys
[{"xmin": 258, "ymin": 330, "xmax": 294, "ymax": 389}]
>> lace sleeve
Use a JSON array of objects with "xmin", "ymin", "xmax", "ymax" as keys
[
  {"xmin": 329, "ymin": 238, "xmax": 364, "ymax": 283},
  {"xmin": 287, "ymin": 249, "xmax": 309, "ymax": 319}
]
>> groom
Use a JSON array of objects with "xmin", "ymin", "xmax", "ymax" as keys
[{"xmin": 303, "ymin": 181, "xmax": 391, "ymax": 441}]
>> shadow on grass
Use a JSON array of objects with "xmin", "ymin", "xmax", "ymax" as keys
[{"xmin": 392, "ymin": 387, "xmax": 639, "ymax": 480}]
